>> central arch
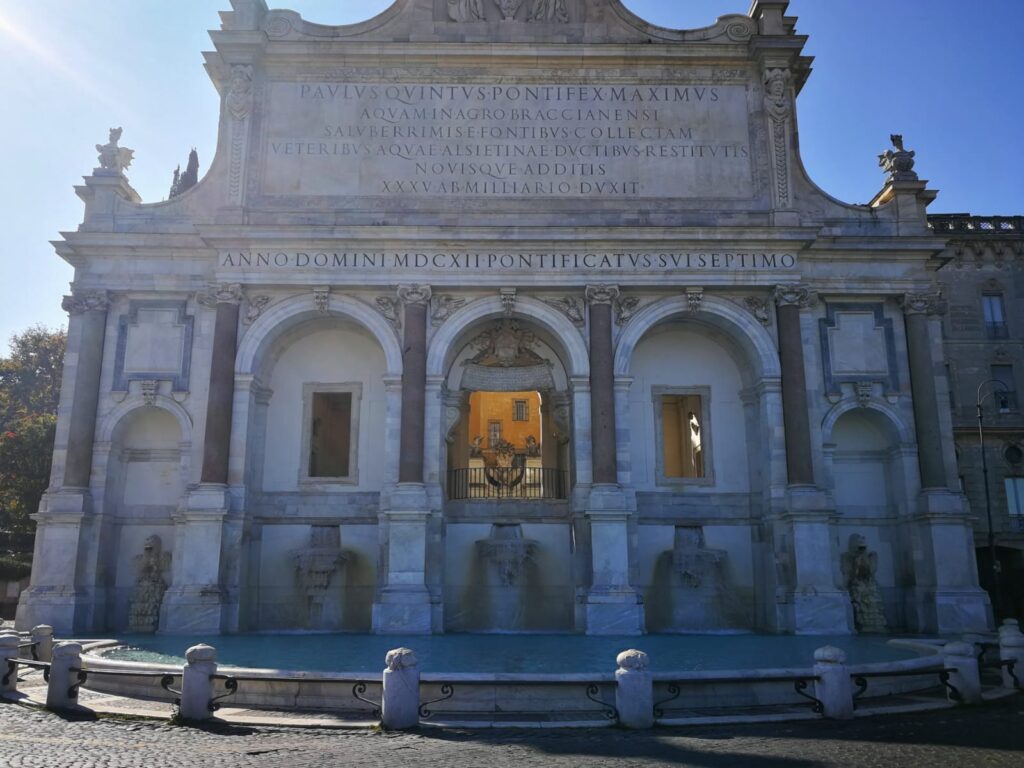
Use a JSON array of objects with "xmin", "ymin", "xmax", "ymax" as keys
[{"xmin": 427, "ymin": 295, "xmax": 589, "ymax": 379}]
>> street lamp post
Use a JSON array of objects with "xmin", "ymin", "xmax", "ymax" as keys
[{"xmin": 976, "ymin": 379, "xmax": 1010, "ymax": 620}]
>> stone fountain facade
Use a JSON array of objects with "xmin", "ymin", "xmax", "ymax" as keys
[{"xmin": 16, "ymin": 0, "xmax": 993, "ymax": 637}]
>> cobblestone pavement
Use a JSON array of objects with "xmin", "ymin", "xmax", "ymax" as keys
[{"xmin": 0, "ymin": 699, "xmax": 1022, "ymax": 768}]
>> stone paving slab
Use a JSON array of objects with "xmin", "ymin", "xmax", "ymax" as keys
[{"xmin": 1, "ymin": 695, "xmax": 1023, "ymax": 767}]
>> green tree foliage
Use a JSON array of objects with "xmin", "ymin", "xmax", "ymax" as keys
[{"xmin": 0, "ymin": 326, "xmax": 65, "ymax": 533}]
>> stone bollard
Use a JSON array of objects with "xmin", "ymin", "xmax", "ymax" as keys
[
  {"xmin": 46, "ymin": 642, "xmax": 83, "ymax": 711},
  {"xmin": 812, "ymin": 646, "xmax": 853, "ymax": 719},
  {"xmin": 381, "ymin": 648, "xmax": 420, "ymax": 730},
  {"xmin": 998, "ymin": 619, "xmax": 1020, "ymax": 642},
  {"xmin": 179, "ymin": 644, "xmax": 218, "ymax": 722},
  {"xmin": 998, "ymin": 621, "xmax": 1024, "ymax": 691},
  {"xmin": 615, "ymin": 649, "xmax": 653, "ymax": 729},
  {"xmin": 30, "ymin": 625, "xmax": 54, "ymax": 662},
  {"xmin": 943, "ymin": 641, "xmax": 982, "ymax": 705},
  {"xmin": 0, "ymin": 634, "xmax": 20, "ymax": 694}
]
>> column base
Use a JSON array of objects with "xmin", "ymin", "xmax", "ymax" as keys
[
  {"xmin": 584, "ymin": 590, "xmax": 645, "ymax": 635},
  {"xmin": 906, "ymin": 587, "xmax": 993, "ymax": 634},
  {"xmin": 372, "ymin": 588, "xmax": 434, "ymax": 634},
  {"xmin": 15, "ymin": 588, "xmax": 84, "ymax": 634},
  {"xmin": 160, "ymin": 587, "xmax": 227, "ymax": 634},
  {"xmin": 789, "ymin": 589, "xmax": 855, "ymax": 635}
]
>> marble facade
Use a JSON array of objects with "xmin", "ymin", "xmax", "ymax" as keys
[{"xmin": 17, "ymin": 0, "xmax": 993, "ymax": 636}]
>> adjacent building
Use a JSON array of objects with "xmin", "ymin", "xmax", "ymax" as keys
[{"xmin": 932, "ymin": 214, "xmax": 1024, "ymax": 619}]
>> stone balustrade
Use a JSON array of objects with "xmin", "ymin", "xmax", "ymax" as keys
[{"xmin": 2, "ymin": 631, "xmax": 1018, "ymax": 729}]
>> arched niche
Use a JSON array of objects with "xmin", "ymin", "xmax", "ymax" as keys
[
  {"xmin": 825, "ymin": 407, "xmax": 907, "ymax": 519},
  {"xmin": 251, "ymin": 314, "xmax": 391, "ymax": 494},
  {"xmin": 102, "ymin": 405, "xmax": 184, "ymax": 632}
]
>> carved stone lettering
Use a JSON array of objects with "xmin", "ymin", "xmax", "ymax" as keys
[{"xmin": 262, "ymin": 82, "xmax": 754, "ymax": 200}]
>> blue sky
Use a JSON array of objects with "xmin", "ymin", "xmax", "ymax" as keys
[{"xmin": 1, "ymin": 0, "xmax": 1021, "ymax": 343}]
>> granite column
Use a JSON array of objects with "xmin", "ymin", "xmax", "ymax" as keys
[
  {"xmin": 899, "ymin": 293, "xmax": 948, "ymax": 490},
  {"xmin": 61, "ymin": 292, "xmax": 110, "ymax": 489},
  {"xmin": 15, "ymin": 290, "xmax": 110, "ymax": 633},
  {"xmin": 772, "ymin": 285, "xmax": 852, "ymax": 634},
  {"xmin": 161, "ymin": 284, "xmax": 242, "ymax": 634},
  {"xmin": 374, "ymin": 285, "xmax": 434, "ymax": 634},
  {"xmin": 582, "ymin": 285, "xmax": 642, "ymax": 635},
  {"xmin": 898, "ymin": 292, "xmax": 991, "ymax": 632},
  {"xmin": 773, "ymin": 285, "xmax": 815, "ymax": 487}
]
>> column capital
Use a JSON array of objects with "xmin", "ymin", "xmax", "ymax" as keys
[
  {"xmin": 196, "ymin": 283, "xmax": 243, "ymax": 308},
  {"xmin": 773, "ymin": 283, "xmax": 817, "ymax": 309},
  {"xmin": 899, "ymin": 291, "xmax": 947, "ymax": 317},
  {"xmin": 62, "ymin": 289, "xmax": 110, "ymax": 314},
  {"xmin": 397, "ymin": 284, "xmax": 432, "ymax": 306},
  {"xmin": 585, "ymin": 284, "xmax": 620, "ymax": 305}
]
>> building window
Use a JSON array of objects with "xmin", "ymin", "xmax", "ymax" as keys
[
  {"xmin": 982, "ymin": 294, "xmax": 1008, "ymax": 339},
  {"xmin": 512, "ymin": 399, "xmax": 528, "ymax": 422},
  {"xmin": 1007, "ymin": 478, "xmax": 1024, "ymax": 517},
  {"xmin": 945, "ymin": 363, "xmax": 956, "ymax": 411},
  {"xmin": 991, "ymin": 365, "xmax": 1017, "ymax": 412},
  {"xmin": 301, "ymin": 383, "xmax": 361, "ymax": 483},
  {"xmin": 654, "ymin": 387, "xmax": 712, "ymax": 484},
  {"xmin": 488, "ymin": 420, "xmax": 503, "ymax": 447}
]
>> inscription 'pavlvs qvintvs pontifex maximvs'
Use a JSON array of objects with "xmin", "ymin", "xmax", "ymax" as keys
[{"xmin": 262, "ymin": 83, "xmax": 754, "ymax": 199}]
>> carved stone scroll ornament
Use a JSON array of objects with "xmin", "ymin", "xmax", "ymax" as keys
[
  {"xmin": 500, "ymin": 288, "xmax": 517, "ymax": 316},
  {"xmin": 140, "ymin": 380, "xmax": 158, "ymax": 406},
  {"xmin": 374, "ymin": 296, "xmax": 402, "ymax": 330},
  {"xmin": 226, "ymin": 65, "xmax": 254, "ymax": 121},
  {"xmin": 585, "ymin": 284, "xmax": 620, "ymax": 306},
  {"xmin": 763, "ymin": 68, "xmax": 792, "ymax": 208},
  {"xmin": 397, "ymin": 284, "xmax": 433, "ymax": 306},
  {"xmin": 494, "ymin": 0, "xmax": 525, "ymax": 20},
  {"xmin": 527, "ymin": 0, "xmax": 568, "ymax": 23},
  {"xmin": 196, "ymin": 283, "xmax": 243, "ymax": 308},
  {"xmin": 615, "ymin": 295, "xmax": 641, "ymax": 326},
  {"xmin": 312, "ymin": 286, "xmax": 330, "ymax": 314},
  {"xmin": 245, "ymin": 295, "xmax": 271, "ymax": 324},
  {"xmin": 743, "ymin": 296, "xmax": 771, "ymax": 326},
  {"xmin": 773, "ymin": 283, "xmax": 817, "ymax": 310},
  {"xmin": 878, "ymin": 134, "xmax": 918, "ymax": 183},
  {"xmin": 431, "ymin": 295, "xmax": 467, "ymax": 327},
  {"xmin": 855, "ymin": 381, "xmax": 874, "ymax": 407},
  {"xmin": 62, "ymin": 290, "xmax": 111, "ymax": 314},
  {"xmin": 898, "ymin": 291, "xmax": 947, "ymax": 316},
  {"xmin": 226, "ymin": 65, "xmax": 253, "ymax": 204},
  {"xmin": 95, "ymin": 127, "xmax": 134, "ymax": 174},
  {"xmin": 685, "ymin": 287, "xmax": 704, "ymax": 313},
  {"xmin": 544, "ymin": 297, "xmax": 586, "ymax": 327},
  {"xmin": 447, "ymin": 0, "xmax": 485, "ymax": 22}
]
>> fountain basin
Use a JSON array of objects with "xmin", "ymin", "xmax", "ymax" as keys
[
  {"xmin": 69, "ymin": 633, "xmax": 943, "ymax": 723},
  {"xmin": 98, "ymin": 632, "xmax": 919, "ymax": 674}
]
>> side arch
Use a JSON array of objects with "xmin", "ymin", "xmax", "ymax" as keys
[
  {"xmin": 97, "ymin": 396, "xmax": 193, "ymax": 444},
  {"xmin": 614, "ymin": 295, "xmax": 781, "ymax": 378},
  {"xmin": 426, "ymin": 295, "xmax": 590, "ymax": 379},
  {"xmin": 821, "ymin": 399, "xmax": 915, "ymax": 446},
  {"xmin": 236, "ymin": 293, "xmax": 403, "ymax": 376}
]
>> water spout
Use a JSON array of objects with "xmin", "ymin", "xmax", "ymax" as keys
[{"xmin": 473, "ymin": 523, "xmax": 538, "ymax": 630}]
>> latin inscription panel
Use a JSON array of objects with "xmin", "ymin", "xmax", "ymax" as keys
[{"xmin": 261, "ymin": 82, "xmax": 754, "ymax": 199}]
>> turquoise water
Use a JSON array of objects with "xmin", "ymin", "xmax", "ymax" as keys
[{"xmin": 97, "ymin": 633, "xmax": 922, "ymax": 674}]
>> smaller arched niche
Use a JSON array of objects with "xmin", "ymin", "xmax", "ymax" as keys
[
  {"xmin": 104, "ymin": 406, "xmax": 184, "ymax": 632},
  {"xmin": 828, "ymin": 408, "xmax": 903, "ymax": 519}
]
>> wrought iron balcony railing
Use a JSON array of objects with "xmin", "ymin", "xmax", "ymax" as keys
[{"xmin": 448, "ymin": 467, "xmax": 569, "ymax": 501}]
